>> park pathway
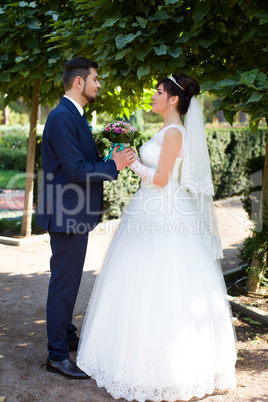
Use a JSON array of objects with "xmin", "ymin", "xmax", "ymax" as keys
[{"xmin": 2, "ymin": 193, "xmax": 267, "ymax": 402}]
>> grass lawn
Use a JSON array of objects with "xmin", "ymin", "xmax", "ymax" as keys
[
  {"xmin": 0, "ymin": 214, "xmax": 45, "ymax": 236},
  {"xmin": 0, "ymin": 169, "xmax": 26, "ymax": 189}
]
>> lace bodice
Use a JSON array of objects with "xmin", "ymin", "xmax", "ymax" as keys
[{"xmin": 140, "ymin": 124, "xmax": 185, "ymax": 182}]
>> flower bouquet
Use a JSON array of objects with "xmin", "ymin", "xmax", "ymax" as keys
[{"xmin": 102, "ymin": 120, "xmax": 139, "ymax": 161}]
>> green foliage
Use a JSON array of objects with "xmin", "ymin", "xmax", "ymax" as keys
[
  {"xmin": 1, "ymin": 1, "xmax": 267, "ymax": 123},
  {"xmin": 0, "ymin": 129, "xmax": 42, "ymax": 172},
  {"xmin": 203, "ymin": 69, "xmax": 268, "ymax": 131},
  {"xmin": 142, "ymin": 111, "xmax": 162, "ymax": 125},
  {"xmin": 0, "ymin": 134, "xmax": 28, "ymax": 150},
  {"xmin": 0, "ymin": 217, "xmax": 23, "ymax": 237},
  {"xmin": 0, "ymin": 96, "xmax": 31, "ymax": 125},
  {"xmin": 0, "ymin": 129, "xmax": 29, "ymax": 171},
  {"xmin": 0, "ymin": 125, "xmax": 29, "ymax": 137},
  {"xmin": 48, "ymin": 0, "xmax": 268, "ymax": 122},
  {"xmin": 6, "ymin": 109, "xmax": 30, "ymax": 125},
  {"xmin": 0, "ymin": 148, "xmax": 27, "ymax": 171},
  {"xmin": 0, "ymin": 214, "xmax": 44, "ymax": 236},
  {"xmin": 102, "ymin": 168, "xmax": 140, "ymax": 221},
  {"xmin": 1, "ymin": 1, "xmax": 268, "ymax": 123},
  {"xmin": 0, "ymin": 0, "xmax": 69, "ymax": 105},
  {"xmin": 206, "ymin": 127, "xmax": 266, "ymax": 199},
  {"xmin": 0, "ymin": 169, "xmax": 26, "ymax": 189}
]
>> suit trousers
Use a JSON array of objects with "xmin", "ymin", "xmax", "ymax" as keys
[{"xmin": 47, "ymin": 231, "xmax": 88, "ymax": 361}]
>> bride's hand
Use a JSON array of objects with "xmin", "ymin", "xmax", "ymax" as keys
[{"xmin": 132, "ymin": 150, "xmax": 142, "ymax": 163}]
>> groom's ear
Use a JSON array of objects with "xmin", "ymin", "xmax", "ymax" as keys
[{"xmin": 73, "ymin": 76, "xmax": 83, "ymax": 90}]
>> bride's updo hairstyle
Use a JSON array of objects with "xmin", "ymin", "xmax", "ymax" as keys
[{"xmin": 157, "ymin": 73, "xmax": 200, "ymax": 115}]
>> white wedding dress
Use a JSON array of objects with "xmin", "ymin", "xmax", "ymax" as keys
[{"xmin": 77, "ymin": 125, "xmax": 237, "ymax": 402}]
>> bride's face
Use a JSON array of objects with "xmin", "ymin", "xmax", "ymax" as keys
[{"xmin": 151, "ymin": 84, "xmax": 170, "ymax": 114}]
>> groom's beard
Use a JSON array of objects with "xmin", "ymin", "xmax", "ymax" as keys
[{"xmin": 82, "ymin": 82, "xmax": 96, "ymax": 104}]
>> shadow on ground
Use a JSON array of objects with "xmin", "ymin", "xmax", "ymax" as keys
[{"xmin": 0, "ymin": 266, "xmax": 267, "ymax": 402}]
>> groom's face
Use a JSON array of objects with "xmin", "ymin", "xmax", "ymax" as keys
[{"xmin": 81, "ymin": 68, "xmax": 101, "ymax": 104}]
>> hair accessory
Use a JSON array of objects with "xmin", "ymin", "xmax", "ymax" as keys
[{"xmin": 168, "ymin": 74, "xmax": 185, "ymax": 91}]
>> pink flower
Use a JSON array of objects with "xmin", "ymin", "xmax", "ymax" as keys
[
  {"xmin": 105, "ymin": 127, "xmax": 109, "ymax": 131},
  {"xmin": 114, "ymin": 127, "xmax": 123, "ymax": 133},
  {"xmin": 124, "ymin": 129, "xmax": 129, "ymax": 133}
]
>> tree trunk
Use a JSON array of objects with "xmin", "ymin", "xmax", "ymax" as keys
[
  {"xmin": 246, "ymin": 125, "xmax": 268, "ymax": 292},
  {"xmin": 20, "ymin": 80, "xmax": 41, "ymax": 237},
  {"xmin": 246, "ymin": 252, "xmax": 266, "ymax": 293}
]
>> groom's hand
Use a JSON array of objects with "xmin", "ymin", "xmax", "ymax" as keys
[{"xmin": 111, "ymin": 146, "xmax": 135, "ymax": 171}]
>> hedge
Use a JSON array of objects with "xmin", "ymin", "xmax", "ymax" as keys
[
  {"xmin": 206, "ymin": 127, "xmax": 266, "ymax": 199},
  {"xmin": 86, "ymin": 127, "xmax": 267, "ymax": 219},
  {"xmin": 0, "ymin": 126, "xmax": 266, "ymax": 220},
  {"xmin": 0, "ymin": 148, "xmax": 27, "ymax": 171},
  {"xmin": 0, "ymin": 133, "xmax": 42, "ymax": 172},
  {"xmin": 0, "ymin": 124, "xmax": 29, "ymax": 137}
]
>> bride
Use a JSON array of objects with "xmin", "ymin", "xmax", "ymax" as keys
[{"xmin": 77, "ymin": 73, "xmax": 237, "ymax": 401}]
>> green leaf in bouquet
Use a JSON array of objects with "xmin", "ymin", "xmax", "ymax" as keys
[
  {"xmin": 110, "ymin": 134, "xmax": 131, "ymax": 143},
  {"xmin": 130, "ymin": 130, "xmax": 140, "ymax": 142}
]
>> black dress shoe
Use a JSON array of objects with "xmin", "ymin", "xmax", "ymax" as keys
[
  {"xmin": 46, "ymin": 357, "xmax": 89, "ymax": 379},
  {"xmin": 68, "ymin": 337, "xmax": 79, "ymax": 351}
]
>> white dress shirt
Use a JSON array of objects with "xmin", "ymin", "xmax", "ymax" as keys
[{"xmin": 63, "ymin": 95, "xmax": 84, "ymax": 116}]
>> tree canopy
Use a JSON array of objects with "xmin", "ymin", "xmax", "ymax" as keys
[
  {"xmin": 0, "ymin": 0, "xmax": 68, "ymax": 105},
  {"xmin": 49, "ymin": 0, "xmax": 268, "ymax": 125}
]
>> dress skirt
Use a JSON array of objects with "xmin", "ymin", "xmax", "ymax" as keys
[{"xmin": 77, "ymin": 181, "xmax": 236, "ymax": 402}]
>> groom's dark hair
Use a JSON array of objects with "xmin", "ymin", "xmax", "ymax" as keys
[{"xmin": 63, "ymin": 57, "xmax": 98, "ymax": 91}]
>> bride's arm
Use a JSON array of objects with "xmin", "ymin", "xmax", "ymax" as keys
[
  {"xmin": 153, "ymin": 128, "xmax": 182, "ymax": 187},
  {"xmin": 129, "ymin": 128, "xmax": 182, "ymax": 187}
]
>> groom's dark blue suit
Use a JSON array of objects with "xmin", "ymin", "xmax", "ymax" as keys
[{"xmin": 36, "ymin": 96, "xmax": 118, "ymax": 361}]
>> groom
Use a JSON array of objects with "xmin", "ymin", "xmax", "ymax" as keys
[{"xmin": 36, "ymin": 57, "xmax": 134, "ymax": 379}]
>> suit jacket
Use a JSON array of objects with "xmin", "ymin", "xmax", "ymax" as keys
[{"xmin": 36, "ymin": 97, "xmax": 118, "ymax": 233}]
